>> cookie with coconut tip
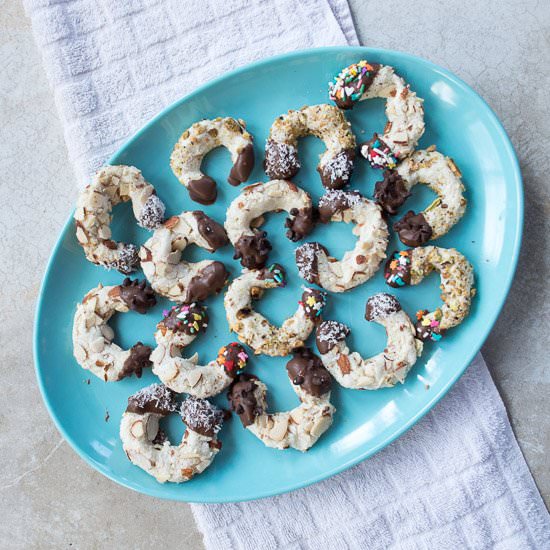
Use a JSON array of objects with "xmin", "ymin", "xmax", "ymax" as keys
[
  {"xmin": 228, "ymin": 348, "xmax": 334, "ymax": 451},
  {"xmin": 316, "ymin": 294, "xmax": 423, "ymax": 390},
  {"xmin": 74, "ymin": 165, "xmax": 166, "ymax": 274},
  {"xmin": 151, "ymin": 302, "xmax": 250, "ymax": 397},
  {"xmin": 224, "ymin": 264, "xmax": 326, "ymax": 356},
  {"xmin": 295, "ymin": 189, "xmax": 388, "ymax": 292},
  {"xmin": 139, "ymin": 211, "xmax": 229, "ymax": 302},
  {"xmin": 328, "ymin": 60, "xmax": 424, "ymax": 167},
  {"xmin": 225, "ymin": 179, "xmax": 316, "ymax": 269},
  {"xmin": 374, "ymin": 146, "xmax": 467, "ymax": 247},
  {"xmin": 72, "ymin": 278, "xmax": 156, "ymax": 381},
  {"xmin": 170, "ymin": 117, "xmax": 254, "ymax": 205},
  {"xmin": 264, "ymin": 104, "xmax": 356, "ymax": 189},
  {"xmin": 384, "ymin": 246, "xmax": 475, "ymax": 341},
  {"xmin": 120, "ymin": 384, "xmax": 227, "ymax": 483}
]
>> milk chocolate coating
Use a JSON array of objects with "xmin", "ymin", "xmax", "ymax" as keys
[
  {"xmin": 316, "ymin": 321, "xmax": 350, "ymax": 354},
  {"xmin": 317, "ymin": 149, "xmax": 355, "ymax": 190},
  {"xmin": 318, "ymin": 189, "xmax": 362, "ymax": 223},
  {"xmin": 188, "ymin": 176, "xmax": 217, "ymax": 205},
  {"xmin": 374, "ymin": 171, "xmax": 411, "ymax": 215},
  {"xmin": 286, "ymin": 347, "xmax": 331, "ymax": 397},
  {"xmin": 264, "ymin": 139, "xmax": 300, "ymax": 179},
  {"xmin": 118, "ymin": 278, "xmax": 156, "ymax": 314},
  {"xmin": 233, "ymin": 231, "xmax": 272, "ymax": 269},
  {"xmin": 180, "ymin": 396, "xmax": 225, "ymax": 437},
  {"xmin": 333, "ymin": 63, "xmax": 380, "ymax": 109},
  {"xmin": 228, "ymin": 144, "xmax": 255, "ymax": 186},
  {"xmin": 184, "ymin": 262, "xmax": 228, "ymax": 303},
  {"xmin": 193, "ymin": 211, "xmax": 229, "ymax": 250},
  {"xmin": 126, "ymin": 383, "xmax": 176, "ymax": 415},
  {"xmin": 228, "ymin": 374, "xmax": 262, "ymax": 427},
  {"xmin": 121, "ymin": 342, "xmax": 152, "ymax": 379},
  {"xmin": 285, "ymin": 207, "xmax": 316, "ymax": 241}
]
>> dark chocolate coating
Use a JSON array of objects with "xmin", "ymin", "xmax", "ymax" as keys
[
  {"xmin": 318, "ymin": 189, "xmax": 362, "ymax": 223},
  {"xmin": 365, "ymin": 293, "xmax": 401, "ymax": 321},
  {"xmin": 121, "ymin": 342, "xmax": 152, "ymax": 379},
  {"xmin": 228, "ymin": 144, "xmax": 255, "ymax": 186},
  {"xmin": 180, "ymin": 396, "xmax": 225, "ymax": 437},
  {"xmin": 193, "ymin": 211, "xmax": 229, "ymax": 250},
  {"xmin": 316, "ymin": 321, "xmax": 350, "ymax": 354},
  {"xmin": 286, "ymin": 347, "xmax": 332, "ymax": 397},
  {"xmin": 118, "ymin": 278, "xmax": 156, "ymax": 314},
  {"xmin": 393, "ymin": 211, "xmax": 433, "ymax": 247},
  {"xmin": 228, "ymin": 374, "xmax": 262, "ymax": 427},
  {"xmin": 317, "ymin": 149, "xmax": 355, "ymax": 190},
  {"xmin": 233, "ymin": 231, "xmax": 272, "ymax": 269},
  {"xmin": 332, "ymin": 63, "xmax": 380, "ymax": 109},
  {"xmin": 126, "ymin": 383, "xmax": 176, "ymax": 415},
  {"xmin": 285, "ymin": 207, "xmax": 316, "ymax": 241},
  {"xmin": 264, "ymin": 139, "xmax": 300, "ymax": 180},
  {"xmin": 188, "ymin": 176, "xmax": 217, "ymax": 205},
  {"xmin": 374, "ymin": 171, "xmax": 411, "ymax": 215}
]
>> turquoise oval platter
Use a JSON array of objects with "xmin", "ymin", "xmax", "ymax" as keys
[{"xmin": 34, "ymin": 47, "xmax": 523, "ymax": 502}]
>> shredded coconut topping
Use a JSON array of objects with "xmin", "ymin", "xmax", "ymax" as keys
[
  {"xmin": 318, "ymin": 320, "xmax": 349, "ymax": 343},
  {"xmin": 129, "ymin": 383, "xmax": 176, "ymax": 411},
  {"xmin": 138, "ymin": 194, "xmax": 166, "ymax": 230},
  {"xmin": 265, "ymin": 140, "xmax": 300, "ymax": 176},
  {"xmin": 366, "ymin": 293, "xmax": 401, "ymax": 321},
  {"xmin": 319, "ymin": 189, "xmax": 363, "ymax": 211},
  {"xmin": 323, "ymin": 150, "xmax": 353, "ymax": 182},
  {"xmin": 180, "ymin": 396, "xmax": 224, "ymax": 435},
  {"xmin": 295, "ymin": 242, "xmax": 319, "ymax": 280}
]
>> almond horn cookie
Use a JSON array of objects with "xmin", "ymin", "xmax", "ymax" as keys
[
  {"xmin": 264, "ymin": 104, "xmax": 356, "ymax": 189},
  {"xmin": 151, "ymin": 302, "xmax": 249, "ymax": 397},
  {"xmin": 139, "ymin": 211, "xmax": 229, "ymax": 302},
  {"xmin": 170, "ymin": 117, "xmax": 255, "ymax": 205},
  {"xmin": 295, "ymin": 189, "xmax": 389, "ymax": 292},
  {"xmin": 225, "ymin": 179, "xmax": 316, "ymax": 269},
  {"xmin": 120, "ymin": 384, "xmax": 226, "ymax": 483},
  {"xmin": 374, "ymin": 147, "xmax": 467, "ymax": 247},
  {"xmin": 72, "ymin": 278, "xmax": 156, "ymax": 381},
  {"xmin": 328, "ymin": 60, "xmax": 425, "ymax": 167},
  {"xmin": 228, "ymin": 348, "xmax": 335, "ymax": 451},
  {"xmin": 224, "ymin": 264, "xmax": 326, "ymax": 356},
  {"xmin": 74, "ymin": 165, "xmax": 166, "ymax": 274},
  {"xmin": 384, "ymin": 246, "xmax": 475, "ymax": 341},
  {"xmin": 316, "ymin": 294, "xmax": 423, "ymax": 390}
]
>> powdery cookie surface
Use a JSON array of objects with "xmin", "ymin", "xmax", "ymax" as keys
[
  {"xmin": 264, "ymin": 104, "xmax": 356, "ymax": 189},
  {"xmin": 225, "ymin": 179, "xmax": 315, "ymax": 269},
  {"xmin": 151, "ymin": 303, "xmax": 249, "ymax": 397},
  {"xmin": 140, "ymin": 211, "xmax": 229, "ymax": 302},
  {"xmin": 72, "ymin": 279, "xmax": 156, "ymax": 381},
  {"xmin": 120, "ymin": 384, "xmax": 226, "ymax": 483},
  {"xmin": 385, "ymin": 246, "xmax": 475, "ymax": 341},
  {"xmin": 224, "ymin": 264, "xmax": 326, "ymax": 356},
  {"xmin": 228, "ymin": 348, "xmax": 335, "ymax": 451},
  {"xmin": 316, "ymin": 294, "xmax": 423, "ymax": 390},
  {"xmin": 295, "ymin": 190, "xmax": 389, "ymax": 292},
  {"xmin": 375, "ymin": 147, "xmax": 467, "ymax": 247},
  {"xmin": 170, "ymin": 117, "xmax": 254, "ymax": 205},
  {"xmin": 328, "ymin": 60, "xmax": 424, "ymax": 165},
  {"xmin": 75, "ymin": 165, "xmax": 166, "ymax": 273}
]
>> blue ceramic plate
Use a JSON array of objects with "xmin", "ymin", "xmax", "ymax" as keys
[{"xmin": 34, "ymin": 47, "xmax": 522, "ymax": 502}]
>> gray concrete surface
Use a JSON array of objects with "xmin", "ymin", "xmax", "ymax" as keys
[{"xmin": 0, "ymin": 0, "xmax": 548, "ymax": 548}]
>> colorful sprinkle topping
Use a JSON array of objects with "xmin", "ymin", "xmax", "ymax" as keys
[
  {"xmin": 329, "ymin": 60, "xmax": 378, "ymax": 108},
  {"xmin": 161, "ymin": 302, "xmax": 208, "ymax": 335},
  {"xmin": 299, "ymin": 288, "xmax": 327, "ymax": 320},
  {"xmin": 384, "ymin": 250, "xmax": 412, "ymax": 288},
  {"xmin": 263, "ymin": 263, "xmax": 286, "ymax": 287},
  {"xmin": 217, "ymin": 342, "xmax": 249, "ymax": 376},
  {"xmin": 415, "ymin": 309, "xmax": 444, "ymax": 342},
  {"xmin": 362, "ymin": 136, "xmax": 397, "ymax": 170}
]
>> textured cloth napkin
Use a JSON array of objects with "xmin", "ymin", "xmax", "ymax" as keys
[{"xmin": 24, "ymin": 0, "xmax": 550, "ymax": 548}]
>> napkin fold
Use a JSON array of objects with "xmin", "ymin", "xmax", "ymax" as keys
[{"xmin": 24, "ymin": 0, "xmax": 550, "ymax": 548}]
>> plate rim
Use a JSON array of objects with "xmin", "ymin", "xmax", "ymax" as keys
[{"xmin": 33, "ymin": 45, "xmax": 524, "ymax": 503}]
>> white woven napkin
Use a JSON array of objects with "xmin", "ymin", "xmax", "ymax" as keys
[{"xmin": 24, "ymin": 0, "xmax": 550, "ymax": 548}]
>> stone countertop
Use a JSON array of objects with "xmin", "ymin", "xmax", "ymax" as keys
[{"xmin": 0, "ymin": 0, "xmax": 548, "ymax": 547}]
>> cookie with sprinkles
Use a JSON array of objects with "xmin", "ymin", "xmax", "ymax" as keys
[
  {"xmin": 385, "ymin": 246, "xmax": 475, "ymax": 334},
  {"xmin": 216, "ymin": 342, "xmax": 249, "ymax": 376},
  {"xmin": 160, "ymin": 303, "xmax": 208, "ymax": 336},
  {"xmin": 224, "ymin": 266, "xmax": 327, "ymax": 356},
  {"xmin": 328, "ymin": 60, "xmax": 425, "ymax": 164}
]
